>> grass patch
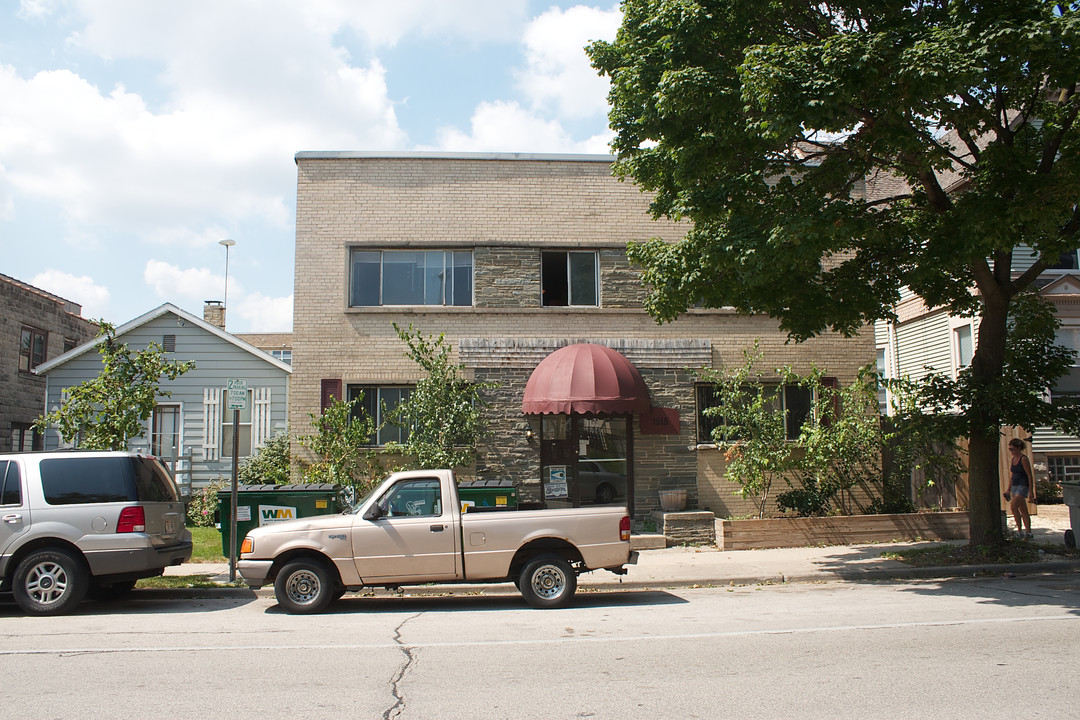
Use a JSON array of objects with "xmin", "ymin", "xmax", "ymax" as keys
[
  {"xmin": 881, "ymin": 540, "xmax": 1080, "ymax": 567},
  {"xmin": 136, "ymin": 575, "xmax": 246, "ymax": 589},
  {"xmin": 190, "ymin": 526, "xmax": 227, "ymax": 563}
]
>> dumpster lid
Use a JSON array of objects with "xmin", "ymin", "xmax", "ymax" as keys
[{"xmin": 219, "ymin": 483, "xmax": 340, "ymax": 493}]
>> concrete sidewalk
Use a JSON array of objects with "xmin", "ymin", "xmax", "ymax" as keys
[{"xmin": 166, "ymin": 504, "xmax": 1078, "ymax": 591}]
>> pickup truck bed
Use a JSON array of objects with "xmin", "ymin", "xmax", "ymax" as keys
[{"xmin": 237, "ymin": 469, "xmax": 636, "ymax": 613}]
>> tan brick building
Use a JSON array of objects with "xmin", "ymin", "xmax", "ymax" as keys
[{"xmin": 291, "ymin": 151, "xmax": 874, "ymax": 519}]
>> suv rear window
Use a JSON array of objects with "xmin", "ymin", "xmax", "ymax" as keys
[{"xmin": 40, "ymin": 456, "xmax": 179, "ymax": 505}]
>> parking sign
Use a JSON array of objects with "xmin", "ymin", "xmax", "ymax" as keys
[{"xmin": 227, "ymin": 378, "xmax": 248, "ymax": 410}]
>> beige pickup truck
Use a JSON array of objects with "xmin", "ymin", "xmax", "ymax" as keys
[{"xmin": 237, "ymin": 469, "xmax": 636, "ymax": 613}]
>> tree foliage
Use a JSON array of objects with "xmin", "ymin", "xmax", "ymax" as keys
[
  {"xmin": 589, "ymin": 0, "xmax": 1080, "ymax": 544},
  {"xmin": 297, "ymin": 396, "xmax": 385, "ymax": 497},
  {"xmin": 36, "ymin": 322, "xmax": 194, "ymax": 450},
  {"xmin": 237, "ymin": 433, "xmax": 293, "ymax": 485},
  {"xmin": 386, "ymin": 323, "xmax": 495, "ymax": 471},
  {"xmin": 700, "ymin": 345, "xmax": 884, "ymax": 517}
]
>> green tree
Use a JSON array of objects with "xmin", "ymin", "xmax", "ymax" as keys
[
  {"xmin": 237, "ymin": 433, "xmax": 293, "ymax": 485},
  {"xmin": 589, "ymin": 0, "xmax": 1080, "ymax": 545},
  {"xmin": 386, "ymin": 323, "xmax": 495, "ymax": 470},
  {"xmin": 36, "ymin": 322, "xmax": 194, "ymax": 450},
  {"xmin": 297, "ymin": 396, "xmax": 386, "ymax": 497}
]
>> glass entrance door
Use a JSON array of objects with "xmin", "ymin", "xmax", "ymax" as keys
[{"xmin": 537, "ymin": 415, "xmax": 633, "ymax": 514}]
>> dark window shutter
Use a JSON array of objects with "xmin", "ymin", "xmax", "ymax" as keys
[
  {"xmin": 320, "ymin": 379, "xmax": 342, "ymax": 411},
  {"xmin": 162, "ymin": 334, "xmax": 176, "ymax": 352}
]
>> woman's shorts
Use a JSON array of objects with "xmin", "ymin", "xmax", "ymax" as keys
[{"xmin": 1010, "ymin": 485, "xmax": 1030, "ymax": 499}]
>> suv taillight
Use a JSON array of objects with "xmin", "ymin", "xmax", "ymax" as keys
[
  {"xmin": 117, "ymin": 506, "xmax": 146, "ymax": 533},
  {"xmin": 620, "ymin": 515, "xmax": 631, "ymax": 542}
]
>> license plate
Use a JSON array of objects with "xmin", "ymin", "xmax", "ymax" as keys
[{"xmin": 165, "ymin": 517, "xmax": 177, "ymax": 534}]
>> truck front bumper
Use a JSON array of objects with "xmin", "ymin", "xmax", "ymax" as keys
[{"xmin": 236, "ymin": 559, "xmax": 274, "ymax": 588}]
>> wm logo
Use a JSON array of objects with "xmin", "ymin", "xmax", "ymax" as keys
[{"xmin": 258, "ymin": 505, "xmax": 297, "ymax": 525}]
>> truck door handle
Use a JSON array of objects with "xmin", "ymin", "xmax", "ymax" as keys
[
  {"xmin": 3, "ymin": 514, "xmax": 22, "ymax": 524},
  {"xmin": 430, "ymin": 524, "xmax": 446, "ymax": 532}
]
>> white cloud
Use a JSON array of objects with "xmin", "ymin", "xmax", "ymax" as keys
[
  {"xmin": 233, "ymin": 292, "xmax": 293, "ymax": 333},
  {"xmin": 31, "ymin": 269, "xmax": 111, "ymax": 320},
  {"xmin": 143, "ymin": 259, "xmax": 226, "ymax": 303},
  {"xmin": 0, "ymin": 2, "xmax": 408, "ymax": 246},
  {"xmin": 435, "ymin": 100, "xmax": 613, "ymax": 154},
  {"xmin": 517, "ymin": 4, "xmax": 621, "ymax": 119}
]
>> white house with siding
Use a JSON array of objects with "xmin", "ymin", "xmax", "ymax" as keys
[
  {"xmin": 34, "ymin": 303, "xmax": 291, "ymax": 495},
  {"xmin": 877, "ymin": 247, "xmax": 1080, "ymax": 487}
]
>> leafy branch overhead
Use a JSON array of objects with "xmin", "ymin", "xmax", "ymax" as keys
[{"xmin": 36, "ymin": 322, "xmax": 194, "ymax": 450}]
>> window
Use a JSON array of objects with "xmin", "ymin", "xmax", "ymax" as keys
[
  {"xmin": 541, "ymin": 251, "xmax": 598, "ymax": 306},
  {"xmin": 1048, "ymin": 455, "xmax": 1080, "ymax": 484},
  {"xmin": 19, "ymin": 326, "xmax": 47, "ymax": 372},
  {"xmin": 347, "ymin": 385, "xmax": 413, "ymax": 445},
  {"xmin": 1051, "ymin": 250, "xmax": 1080, "ymax": 270},
  {"xmin": 954, "ymin": 324, "xmax": 974, "ymax": 368},
  {"xmin": 271, "ymin": 349, "xmax": 292, "ymax": 364},
  {"xmin": 10, "ymin": 423, "xmax": 40, "ymax": 452},
  {"xmin": 0, "ymin": 461, "xmax": 21, "ymax": 506},
  {"xmin": 221, "ymin": 390, "xmax": 252, "ymax": 458},
  {"xmin": 876, "ymin": 348, "xmax": 889, "ymax": 415},
  {"xmin": 696, "ymin": 383, "xmax": 813, "ymax": 444},
  {"xmin": 63, "ymin": 338, "xmax": 78, "ymax": 353},
  {"xmin": 349, "ymin": 249, "xmax": 472, "ymax": 307},
  {"xmin": 379, "ymin": 478, "xmax": 442, "ymax": 517}
]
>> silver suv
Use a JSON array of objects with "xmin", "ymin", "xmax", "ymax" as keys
[{"xmin": 0, "ymin": 450, "xmax": 192, "ymax": 615}]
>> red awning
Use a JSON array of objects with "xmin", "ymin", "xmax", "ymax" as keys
[{"xmin": 521, "ymin": 343, "xmax": 651, "ymax": 415}]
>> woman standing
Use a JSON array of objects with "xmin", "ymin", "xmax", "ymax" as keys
[{"xmin": 1005, "ymin": 438, "xmax": 1038, "ymax": 539}]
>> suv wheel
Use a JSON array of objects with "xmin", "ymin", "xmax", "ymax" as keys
[{"xmin": 13, "ymin": 548, "xmax": 89, "ymax": 616}]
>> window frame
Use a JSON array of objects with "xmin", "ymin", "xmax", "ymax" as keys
[
  {"xmin": 348, "ymin": 249, "xmax": 473, "ymax": 308},
  {"xmin": 220, "ymin": 389, "xmax": 253, "ymax": 459},
  {"xmin": 19, "ymin": 325, "xmax": 48, "ymax": 372},
  {"xmin": 541, "ymin": 250, "xmax": 599, "ymax": 307},
  {"xmin": 695, "ymin": 382, "xmax": 814, "ymax": 444},
  {"xmin": 347, "ymin": 384, "xmax": 414, "ymax": 446}
]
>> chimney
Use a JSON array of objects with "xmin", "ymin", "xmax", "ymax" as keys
[{"xmin": 204, "ymin": 300, "xmax": 225, "ymax": 329}]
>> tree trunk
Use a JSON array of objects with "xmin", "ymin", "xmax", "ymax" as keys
[{"xmin": 967, "ymin": 293, "xmax": 1010, "ymax": 546}]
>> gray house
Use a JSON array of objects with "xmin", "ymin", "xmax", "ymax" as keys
[{"xmin": 34, "ymin": 303, "xmax": 291, "ymax": 495}]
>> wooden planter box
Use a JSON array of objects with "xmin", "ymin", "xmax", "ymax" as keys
[{"xmin": 718, "ymin": 511, "xmax": 969, "ymax": 551}]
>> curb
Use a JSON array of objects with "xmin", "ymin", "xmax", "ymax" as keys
[{"xmin": 152, "ymin": 560, "xmax": 1080, "ymax": 598}]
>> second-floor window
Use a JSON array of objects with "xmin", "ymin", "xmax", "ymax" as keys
[
  {"xmin": 541, "ymin": 251, "xmax": 598, "ymax": 306},
  {"xmin": 19, "ymin": 326, "xmax": 47, "ymax": 372},
  {"xmin": 350, "ymin": 249, "xmax": 472, "ymax": 307}
]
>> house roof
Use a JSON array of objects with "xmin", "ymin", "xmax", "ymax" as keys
[{"xmin": 34, "ymin": 302, "xmax": 293, "ymax": 375}]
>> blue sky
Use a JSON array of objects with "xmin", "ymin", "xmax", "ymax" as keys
[{"xmin": 0, "ymin": 0, "xmax": 622, "ymax": 332}]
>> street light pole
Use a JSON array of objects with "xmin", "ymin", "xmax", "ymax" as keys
[{"xmin": 219, "ymin": 238, "xmax": 236, "ymax": 328}]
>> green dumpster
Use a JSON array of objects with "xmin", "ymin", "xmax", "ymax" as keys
[
  {"xmin": 218, "ymin": 483, "xmax": 342, "ymax": 558},
  {"xmin": 458, "ymin": 479, "xmax": 517, "ymax": 512}
]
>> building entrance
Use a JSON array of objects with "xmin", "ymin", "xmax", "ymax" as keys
[{"xmin": 538, "ymin": 414, "xmax": 633, "ymax": 514}]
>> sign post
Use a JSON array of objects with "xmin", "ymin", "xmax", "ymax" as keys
[{"xmin": 226, "ymin": 378, "xmax": 248, "ymax": 582}]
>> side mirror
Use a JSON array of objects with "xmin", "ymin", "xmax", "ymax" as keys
[{"xmin": 364, "ymin": 503, "xmax": 384, "ymax": 521}]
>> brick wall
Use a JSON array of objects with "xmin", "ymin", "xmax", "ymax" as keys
[
  {"xmin": 0, "ymin": 274, "xmax": 98, "ymax": 451},
  {"xmin": 291, "ymin": 153, "xmax": 876, "ymax": 518}
]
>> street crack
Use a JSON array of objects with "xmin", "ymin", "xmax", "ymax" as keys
[{"xmin": 384, "ymin": 613, "xmax": 422, "ymax": 720}]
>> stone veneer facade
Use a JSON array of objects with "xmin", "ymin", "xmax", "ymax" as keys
[
  {"xmin": 291, "ymin": 152, "xmax": 875, "ymax": 520},
  {"xmin": 1, "ymin": 273, "xmax": 98, "ymax": 452}
]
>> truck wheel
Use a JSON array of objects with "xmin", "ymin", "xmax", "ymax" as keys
[
  {"xmin": 13, "ymin": 548, "xmax": 89, "ymax": 616},
  {"xmin": 519, "ymin": 554, "xmax": 576, "ymax": 609},
  {"xmin": 275, "ymin": 559, "xmax": 334, "ymax": 614}
]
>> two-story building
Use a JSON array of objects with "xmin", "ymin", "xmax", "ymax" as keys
[
  {"xmin": 291, "ymin": 151, "xmax": 875, "ymax": 520},
  {"xmin": 1, "ymin": 273, "xmax": 98, "ymax": 452}
]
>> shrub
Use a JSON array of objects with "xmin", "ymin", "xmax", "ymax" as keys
[
  {"xmin": 237, "ymin": 433, "xmax": 292, "ymax": 485},
  {"xmin": 186, "ymin": 480, "xmax": 226, "ymax": 527}
]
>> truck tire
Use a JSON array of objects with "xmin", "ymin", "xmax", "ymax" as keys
[
  {"xmin": 12, "ymin": 547, "xmax": 89, "ymax": 616},
  {"xmin": 519, "ymin": 554, "xmax": 576, "ymax": 609},
  {"xmin": 275, "ymin": 559, "xmax": 334, "ymax": 614}
]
